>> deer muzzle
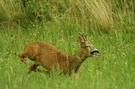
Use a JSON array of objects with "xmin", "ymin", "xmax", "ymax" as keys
[{"xmin": 91, "ymin": 49, "xmax": 99, "ymax": 56}]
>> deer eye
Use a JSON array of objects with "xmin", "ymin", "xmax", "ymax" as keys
[{"xmin": 86, "ymin": 46, "xmax": 90, "ymax": 49}]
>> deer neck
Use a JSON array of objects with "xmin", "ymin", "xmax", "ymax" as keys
[
  {"xmin": 66, "ymin": 49, "xmax": 88, "ymax": 73},
  {"xmin": 73, "ymin": 49, "xmax": 88, "ymax": 64}
]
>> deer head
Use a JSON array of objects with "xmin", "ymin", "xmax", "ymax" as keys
[{"xmin": 79, "ymin": 33, "xmax": 99, "ymax": 57}]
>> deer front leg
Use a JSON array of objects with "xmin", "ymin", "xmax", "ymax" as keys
[
  {"xmin": 74, "ymin": 67, "xmax": 80, "ymax": 79},
  {"xmin": 29, "ymin": 64, "xmax": 51, "ymax": 75}
]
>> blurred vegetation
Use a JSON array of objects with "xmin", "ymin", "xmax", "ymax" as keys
[{"xmin": 0, "ymin": 0, "xmax": 134, "ymax": 33}]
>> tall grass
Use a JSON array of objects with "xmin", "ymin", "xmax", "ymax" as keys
[
  {"xmin": 0, "ymin": 0, "xmax": 23, "ymax": 27},
  {"xmin": 83, "ymin": 0, "xmax": 113, "ymax": 29}
]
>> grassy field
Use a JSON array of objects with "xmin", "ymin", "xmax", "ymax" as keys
[{"xmin": 0, "ymin": 0, "xmax": 135, "ymax": 89}]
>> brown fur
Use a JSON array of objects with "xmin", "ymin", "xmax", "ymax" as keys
[{"xmin": 18, "ymin": 33, "xmax": 98, "ymax": 79}]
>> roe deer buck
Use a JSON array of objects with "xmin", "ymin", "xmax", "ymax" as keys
[{"xmin": 18, "ymin": 33, "xmax": 99, "ymax": 78}]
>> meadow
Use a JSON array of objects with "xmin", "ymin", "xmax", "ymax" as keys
[{"xmin": 0, "ymin": 0, "xmax": 135, "ymax": 89}]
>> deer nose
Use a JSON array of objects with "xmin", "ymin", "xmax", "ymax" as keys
[
  {"xmin": 91, "ymin": 49, "xmax": 99, "ymax": 54},
  {"xmin": 94, "ymin": 49, "xmax": 99, "ymax": 53}
]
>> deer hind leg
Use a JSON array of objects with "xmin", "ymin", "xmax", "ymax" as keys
[
  {"xmin": 28, "ymin": 63, "xmax": 39, "ymax": 74},
  {"xmin": 18, "ymin": 53, "xmax": 31, "ymax": 69}
]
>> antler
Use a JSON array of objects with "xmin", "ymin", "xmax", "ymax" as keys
[{"xmin": 79, "ymin": 32, "xmax": 87, "ymax": 42}]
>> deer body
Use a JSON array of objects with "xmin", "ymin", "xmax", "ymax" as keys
[{"xmin": 18, "ymin": 33, "xmax": 98, "ymax": 78}]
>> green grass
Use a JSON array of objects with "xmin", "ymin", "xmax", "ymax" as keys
[
  {"xmin": 0, "ymin": 0, "xmax": 135, "ymax": 89},
  {"xmin": 0, "ymin": 24, "xmax": 135, "ymax": 89}
]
